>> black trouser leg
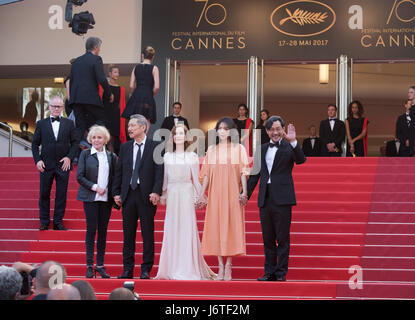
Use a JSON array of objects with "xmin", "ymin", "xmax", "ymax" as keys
[
  {"xmin": 259, "ymin": 205, "xmax": 278, "ymax": 276},
  {"xmin": 83, "ymin": 202, "xmax": 98, "ymax": 266},
  {"xmin": 138, "ymin": 200, "xmax": 156, "ymax": 274},
  {"xmin": 96, "ymin": 202, "xmax": 112, "ymax": 266},
  {"xmin": 273, "ymin": 205, "xmax": 292, "ymax": 277},
  {"xmin": 39, "ymin": 169, "xmax": 54, "ymax": 226},
  {"xmin": 53, "ymin": 167, "xmax": 69, "ymax": 226},
  {"xmin": 122, "ymin": 189, "xmax": 139, "ymax": 272}
]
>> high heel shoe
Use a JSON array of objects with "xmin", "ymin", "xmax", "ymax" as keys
[
  {"xmin": 86, "ymin": 266, "xmax": 93, "ymax": 278},
  {"xmin": 224, "ymin": 263, "xmax": 232, "ymax": 281},
  {"xmin": 95, "ymin": 266, "xmax": 110, "ymax": 279},
  {"xmin": 215, "ymin": 263, "xmax": 224, "ymax": 281}
]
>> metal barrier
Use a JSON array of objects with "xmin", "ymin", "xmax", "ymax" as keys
[{"xmin": 0, "ymin": 121, "xmax": 13, "ymax": 157}]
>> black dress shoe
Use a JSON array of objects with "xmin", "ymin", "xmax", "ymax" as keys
[
  {"xmin": 276, "ymin": 275, "xmax": 286, "ymax": 281},
  {"xmin": 95, "ymin": 266, "xmax": 110, "ymax": 279},
  {"xmin": 257, "ymin": 274, "xmax": 277, "ymax": 281},
  {"xmin": 39, "ymin": 224, "xmax": 49, "ymax": 231},
  {"xmin": 117, "ymin": 271, "xmax": 133, "ymax": 279},
  {"xmin": 53, "ymin": 224, "xmax": 68, "ymax": 231},
  {"xmin": 86, "ymin": 266, "xmax": 94, "ymax": 278},
  {"xmin": 140, "ymin": 272, "xmax": 150, "ymax": 279}
]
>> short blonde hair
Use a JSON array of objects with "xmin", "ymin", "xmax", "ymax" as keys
[{"xmin": 87, "ymin": 125, "xmax": 111, "ymax": 145}]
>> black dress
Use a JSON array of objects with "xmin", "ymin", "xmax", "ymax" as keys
[
  {"xmin": 346, "ymin": 117, "xmax": 368, "ymax": 157},
  {"xmin": 103, "ymin": 85, "xmax": 121, "ymax": 137},
  {"xmin": 122, "ymin": 64, "xmax": 156, "ymax": 124},
  {"xmin": 233, "ymin": 118, "xmax": 254, "ymax": 142},
  {"xmin": 256, "ymin": 123, "xmax": 269, "ymax": 145}
]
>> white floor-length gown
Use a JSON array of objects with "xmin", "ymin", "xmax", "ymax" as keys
[{"xmin": 155, "ymin": 151, "xmax": 216, "ymax": 280}]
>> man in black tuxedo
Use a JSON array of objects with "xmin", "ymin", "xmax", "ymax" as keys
[
  {"xmin": 69, "ymin": 37, "xmax": 113, "ymax": 147},
  {"xmin": 302, "ymin": 124, "xmax": 321, "ymax": 157},
  {"xmin": 32, "ymin": 97, "xmax": 78, "ymax": 230},
  {"xmin": 113, "ymin": 114, "xmax": 163, "ymax": 279},
  {"xmin": 386, "ymin": 139, "xmax": 400, "ymax": 157},
  {"xmin": 247, "ymin": 116, "xmax": 306, "ymax": 281},
  {"xmin": 160, "ymin": 102, "xmax": 190, "ymax": 132},
  {"xmin": 319, "ymin": 104, "xmax": 346, "ymax": 156},
  {"xmin": 396, "ymin": 99, "xmax": 414, "ymax": 157}
]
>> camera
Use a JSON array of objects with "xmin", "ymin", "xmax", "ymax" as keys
[
  {"xmin": 19, "ymin": 271, "xmax": 33, "ymax": 296},
  {"xmin": 123, "ymin": 281, "xmax": 140, "ymax": 300}
]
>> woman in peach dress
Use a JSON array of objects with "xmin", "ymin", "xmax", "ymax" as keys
[{"xmin": 198, "ymin": 117, "xmax": 250, "ymax": 281}]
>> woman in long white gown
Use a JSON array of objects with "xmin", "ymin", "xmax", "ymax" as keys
[{"xmin": 155, "ymin": 124, "xmax": 216, "ymax": 280}]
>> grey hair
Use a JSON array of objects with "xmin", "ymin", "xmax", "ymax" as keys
[
  {"xmin": 0, "ymin": 266, "xmax": 22, "ymax": 300},
  {"xmin": 129, "ymin": 114, "xmax": 148, "ymax": 131},
  {"xmin": 86, "ymin": 37, "xmax": 102, "ymax": 52}
]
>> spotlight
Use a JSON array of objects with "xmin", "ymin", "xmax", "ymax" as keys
[{"xmin": 69, "ymin": 11, "xmax": 95, "ymax": 35}]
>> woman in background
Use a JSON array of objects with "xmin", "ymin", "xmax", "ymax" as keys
[
  {"xmin": 256, "ymin": 109, "xmax": 270, "ymax": 145},
  {"xmin": 345, "ymin": 100, "xmax": 369, "ymax": 157},
  {"xmin": 233, "ymin": 104, "xmax": 254, "ymax": 156}
]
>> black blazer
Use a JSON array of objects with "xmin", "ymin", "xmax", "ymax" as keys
[
  {"xmin": 112, "ymin": 138, "xmax": 164, "ymax": 206},
  {"xmin": 396, "ymin": 114, "xmax": 413, "ymax": 143},
  {"xmin": 160, "ymin": 115, "xmax": 190, "ymax": 132},
  {"xmin": 319, "ymin": 119, "xmax": 345, "ymax": 155},
  {"xmin": 385, "ymin": 140, "xmax": 399, "ymax": 157},
  {"xmin": 247, "ymin": 140, "xmax": 306, "ymax": 208},
  {"xmin": 302, "ymin": 137, "xmax": 321, "ymax": 157},
  {"xmin": 69, "ymin": 52, "xmax": 110, "ymax": 107},
  {"xmin": 32, "ymin": 117, "xmax": 78, "ymax": 169},
  {"xmin": 76, "ymin": 149, "xmax": 117, "ymax": 203}
]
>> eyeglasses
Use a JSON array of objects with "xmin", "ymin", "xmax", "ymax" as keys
[{"xmin": 50, "ymin": 105, "xmax": 63, "ymax": 109}]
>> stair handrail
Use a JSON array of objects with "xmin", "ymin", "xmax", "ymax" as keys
[{"xmin": 0, "ymin": 121, "xmax": 13, "ymax": 157}]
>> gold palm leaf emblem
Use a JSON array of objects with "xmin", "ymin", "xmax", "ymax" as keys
[{"xmin": 279, "ymin": 8, "xmax": 328, "ymax": 26}]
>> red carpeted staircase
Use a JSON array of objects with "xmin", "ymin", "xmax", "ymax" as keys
[{"xmin": 0, "ymin": 157, "xmax": 414, "ymax": 300}]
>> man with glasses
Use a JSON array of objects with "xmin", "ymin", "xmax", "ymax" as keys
[{"xmin": 32, "ymin": 97, "xmax": 78, "ymax": 231}]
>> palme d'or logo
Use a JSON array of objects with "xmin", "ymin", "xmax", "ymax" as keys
[{"xmin": 271, "ymin": 0, "xmax": 336, "ymax": 37}]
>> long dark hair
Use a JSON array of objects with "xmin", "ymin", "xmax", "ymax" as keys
[
  {"xmin": 215, "ymin": 117, "xmax": 238, "ymax": 145},
  {"xmin": 237, "ymin": 103, "xmax": 249, "ymax": 117},
  {"xmin": 348, "ymin": 100, "xmax": 364, "ymax": 119}
]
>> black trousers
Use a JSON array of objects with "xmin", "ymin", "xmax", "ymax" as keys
[
  {"xmin": 72, "ymin": 103, "xmax": 106, "ymax": 143},
  {"xmin": 259, "ymin": 185, "xmax": 292, "ymax": 277},
  {"xmin": 83, "ymin": 201, "xmax": 112, "ymax": 266},
  {"xmin": 122, "ymin": 186, "xmax": 156, "ymax": 274},
  {"xmin": 39, "ymin": 167, "xmax": 70, "ymax": 226}
]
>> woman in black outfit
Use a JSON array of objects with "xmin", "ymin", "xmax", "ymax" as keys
[
  {"xmin": 256, "ymin": 109, "xmax": 270, "ymax": 145},
  {"xmin": 346, "ymin": 100, "xmax": 369, "ymax": 157},
  {"xmin": 77, "ymin": 125, "xmax": 117, "ymax": 278},
  {"xmin": 233, "ymin": 103, "xmax": 254, "ymax": 156}
]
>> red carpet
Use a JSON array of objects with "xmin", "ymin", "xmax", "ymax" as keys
[{"xmin": 0, "ymin": 157, "xmax": 414, "ymax": 299}]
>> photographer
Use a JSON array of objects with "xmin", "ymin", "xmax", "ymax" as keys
[{"xmin": 0, "ymin": 266, "xmax": 23, "ymax": 300}]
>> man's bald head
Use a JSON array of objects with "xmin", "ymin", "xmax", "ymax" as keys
[
  {"xmin": 36, "ymin": 261, "xmax": 67, "ymax": 292},
  {"xmin": 108, "ymin": 287, "xmax": 135, "ymax": 300},
  {"xmin": 47, "ymin": 284, "xmax": 80, "ymax": 300}
]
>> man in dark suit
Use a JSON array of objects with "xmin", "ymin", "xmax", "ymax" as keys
[
  {"xmin": 113, "ymin": 114, "xmax": 163, "ymax": 279},
  {"xmin": 69, "ymin": 37, "xmax": 113, "ymax": 147},
  {"xmin": 302, "ymin": 124, "xmax": 321, "ymax": 157},
  {"xmin": 160, "ymin": 102, "xmax": 190, "ymax": 132},
  {"xmin": 319, "ymin": 104, "xmax": 346, "ymax": 156},
  {"xmin": 386, "ymin": 139, "xmax": 400, "ymax": 157},
  {"xmin": 396, "ymin": 99, "xmax": 414, "ymax": 157},
  {"xmin": 247, "ymin": 116, "xmax": 306, "ymax": 281},
  {"xmin": 32, "ymin": 97, "xmax": 78, "ymax": 230}
]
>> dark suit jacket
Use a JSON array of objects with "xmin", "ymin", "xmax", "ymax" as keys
[
  {"xmin": 386, "ymin": 140, "xmax": 399, "ymax": 157},
  {"xmin": 32, "ymin": 117, "xmax": 78, "ymax": 170},
  {"xmin": 160, "ymin": 115, "xmax": 190, "ymax": 132},
  {"xmin": 319, "ymin": 119, "xmax": 345, "ymax": 156},
  {"xmin": 112, "ymin": 138, "xmax": 164, "ymax": 206},
  {"xmin": 247, "ymin": 140, "xmax": 306, "ymax": 208},
  {"xmin": 76, "ymin": 149, "xmax": 117, "ymax": 203},
  {"xmin": 69, "ymin": 51, "xmax": 110, "ymax": 107},
  {"xmin": 302, "ymin": 137, "xmax": 321, "ymax": 157},
  {"xmin": 396, "ymin": 113, "xmax": 413, "ymax": 156}
]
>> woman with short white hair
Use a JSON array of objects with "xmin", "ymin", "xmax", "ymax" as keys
[{"xmin": 76, "ymin": 125, "xmax": 117, "ymax": 278}]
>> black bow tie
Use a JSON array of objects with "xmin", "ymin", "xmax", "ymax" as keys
[
  {"xmin": 269, "ymin": 141, "xmax": 281, "ymax": 148},
  {"xmin": 173, "ymin": 115, "xmax": 180, "ymax": 118},
  {"xmin": 329, "ymin": 118, "xmax": 336, "ymax": 122},
  {"xmin": 51, "ymin": 117, "xmax": 60, "ymax": 122}
]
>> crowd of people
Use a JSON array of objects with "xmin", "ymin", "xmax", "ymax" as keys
[{"xmin": 21, "ymin": 35, "xmax": 415, "ymax": 298}]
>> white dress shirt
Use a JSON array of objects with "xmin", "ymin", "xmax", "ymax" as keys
[
  {"xmin": 132, "ymin": 136, "xmax": 147, "ymax": 185},
  {"xmin": 310, "ymin": 136, "xmax": 317, "ymax": 149},
  {"xmin": 329, "ymin": 118, "xmax": 336, "ymax": 131},
  {"xmin": 91, "ymin": 146, "xmax": 109, "ymax": 202},
  {"xmin": 50, "ymin": 116, "xmax": 60, "ymax": 140},
  {"xmin": 266, "ymin": 139, "xmax": 298, "ymax": 184}
]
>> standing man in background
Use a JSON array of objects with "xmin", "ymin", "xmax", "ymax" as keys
[{"xmin": 319, "ymin": 104, "xmax": 345, "ymax": 156}]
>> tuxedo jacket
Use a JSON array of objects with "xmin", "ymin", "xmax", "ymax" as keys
[
  {"xmin": 31, "ymin": 117, "xmax": 78, "ymax": 170},
  {"xmin": 160, "ymin": 115, "xmax": 190, "ymax": 132},
  {"xmin": 385, "ymin": 140, "xmax": 399, "ymax": 157},
  {"xmin": 302, "ymin": 137, "xmax": 321, "ymax": 157},
  {"xmin": 76, "ymin": 149, "xmax": 118, "ymax": 203},
  {"xmin": 112, "ymin": 138, "xmax": 164, "ymax": 206},
  {"xmin": 396, "ymin": 113, "xmax": 413, "ymax": 143},
  {"xmin": 247, "ymin": 140, "xmax": 306, "ymax": 208},
  {"xmin": 69, "ymin": 51, "xmax": 110, "ymax": 107},
  {"xmin": 319, "ymin": 119, "xmax": 345, "ymax": 155}
]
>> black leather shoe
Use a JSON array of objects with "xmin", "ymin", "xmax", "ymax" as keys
[
  {"xmin": 140, "ymin": 272, "xmax": 150, "ymax": 279},
  {"xmin": 86, "ymin": 266, "xmax": 94, "ymax": 278},
  {"xmin": 39, "ymin": 224, "xmax": 49, "ymax": 231},
  {"xmin": 257, "ymin": 274, "xmax": 277, "ymax": 281},
  {"xmin": 53, "ymin": 224, "xmax": 68, "ymax": 231},
  {"xmin": 117, "ymin": 271, "xmax": 133, "ymax": 279},
  {"xmin": 276, "ymin": 275, "xmax": 286, "ymax": 281},
  {"xmin": 95, "ymin": 266, "xmax": 110, "ymax": 279}
]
